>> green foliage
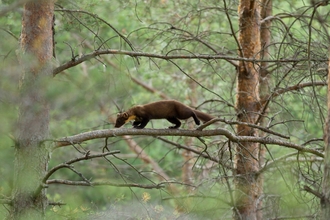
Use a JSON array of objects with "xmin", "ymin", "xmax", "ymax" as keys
[{"xmin": 0, "ymin": 0, "xmax": 329, "ymax": 219}]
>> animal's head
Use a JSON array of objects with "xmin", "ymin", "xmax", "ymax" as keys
[{"xmin": 115, "ymin": 112, "xmax": 136, "ymax": 128}]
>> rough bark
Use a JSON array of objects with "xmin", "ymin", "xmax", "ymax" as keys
[
  {"xmin": 259, "ymin": 0, "xmax": 272, "ymax": 102},
  {"xmin": 321, "ymin": 53, "xmax": 330, "ymax": 219},
  {"xmin": 11, "ymin": 1, "xmax": 54, "ymax": 219},
  {"xmin": 235, "ymin": 1, "xmax": 262, "ymax": 219},
  {"xmin": 256, "ymin": 0, "xmax": 272, "ymax": 218}
]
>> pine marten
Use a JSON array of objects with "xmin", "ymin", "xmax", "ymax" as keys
[{"xmin": 115, "ymin": 100, "xmax": 214, "ymax": 129}]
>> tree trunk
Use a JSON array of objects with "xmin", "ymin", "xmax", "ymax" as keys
[
  {"xmin": 11, "ymin": 1, "xmax": 54, "ymax": 219},
  {"xmin": 257, "ymin": 0, "xmax": 272, "ymax": 218},
  {"xmin": 235, "ymin": 1, "xmax": 262, "ymax": 219},
  {"xmin": 259, "ymin": 0, "xmax": 272, "ymax": 101},
  {"xmin": 321, "ymin": 54, "xmax": 330, "ymax": 219},
  {"xmin": 182, "ymin": 80, "xmax": 198, "ymax": 192}
]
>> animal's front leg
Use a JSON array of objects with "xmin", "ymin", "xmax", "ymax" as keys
[
  {"xmin": 133, "ymin": 118, "xmax": 149, "ymax": 129},
  {"xmin": 132, "ymin": 120, "xmax": 141, "ymax": 127}
]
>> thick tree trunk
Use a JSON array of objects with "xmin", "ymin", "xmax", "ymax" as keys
[
  {"xmin": 235, "ymin": 1, "xmax": 262, "ymax": 219},
  {"xmin": 11, "ymin": 1, "xmax": 54, "ymax": 219},
  {"xmin": 321, "ymin": 55, "xmax": 330, "ymax": 219}
]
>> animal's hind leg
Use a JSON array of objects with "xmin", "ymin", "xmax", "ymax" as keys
[
  {"xmin": 191, "ymin": 112, "xmax": 200, "ymax": 125},
  {"xmin": 178, "ymin": 108, "xmax": 200, "ymax": 125},
  {"xmin": 166, "ymin": 117, "xmax": 181, "ymax": 129}
]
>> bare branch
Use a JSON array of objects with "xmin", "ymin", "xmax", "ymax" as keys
[
  {"xmin": 43, "ymin": 151, "xmax": 120, "ymax": 183},
  {"xmin": 168, "ymin": 24, "xmax": 238, "ymax": 67},
  {"xmin": 304, "ymin": 185, "xmax": 323, "ymax": 199},
  {"xmin": 256, "ymin": 80, "xmax": 327, "ymax": 125},
  {"xmin": 55, "ymin": 8, "xmax": 136, "ymax": 53},
  {"xmin": 222, "ymin": 0, "xmax": 241, "ymax": 67},
  {"xmin": 46, "ymin": 179, "xmax": 165, "ymax": 189},
  {"xmin": 199, "ymin": 117, "xmax": 290, "ymax": 139},
  {"xmin": 273, "ymin": 81, "xmax": 327, "ymax": 97},
  {"xmin": 66, "ymin": 166, "xmax": 91, "ymax": 185},
  {"xmin": 155, "ymin": 136, "xmax": 229, "ymax": 168},
  {"xmin": 259, "ymin": 152, "xmax": 323, "ymax": 174},
  {"xmin": 52, "ymin": 49, "xmax": 327, "ymax": 76},
  {"xmin": 54, "ymin": 128, "xmax": 323, "ymax": 157},
  {"xmin": 256, "ymin": 62, "xmax": 298, "ymax": 125}
]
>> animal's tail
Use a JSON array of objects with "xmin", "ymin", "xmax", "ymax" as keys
[{"xmin": 193, "ymin": 110, "xmax": 215, "ymax": 123}]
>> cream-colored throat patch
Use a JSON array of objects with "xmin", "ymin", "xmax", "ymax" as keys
[{"xmin": 125, "ymin": 115, "xmax": 136, "ymax": 123}]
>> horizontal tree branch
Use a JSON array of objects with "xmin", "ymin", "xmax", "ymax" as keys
[
  {"xmin": 34, "ymin": 151, "xmax": 122, "ymax": 197},
  {"xmin": 199, "ymin": 117, "xmax": 290, "ymax": 139},
  {"xmin": 273, "ymin": 81, "xmax": 327, "ymax": 97},
  {"xmin": 46, "ymin": 179, "xmax": 165, "ymax": 189},
  {"xmin": 43, "ymin": 151, "xmax": 121, "ymax": 183},
  {"xmin": 256, "ymin": 81, "xmax": 327, "ymax": 125},
  {"xmin": 54, "ymin": 128, "xmax": 324, "ymax": 158},
  {"xmin": 52, "ymin": 49, "xmax": 328, "ymax": 76}
]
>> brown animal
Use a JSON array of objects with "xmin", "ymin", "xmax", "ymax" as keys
[{"xmin": 115, "ymin": 100, "xmax": 214, "ymax": 129}]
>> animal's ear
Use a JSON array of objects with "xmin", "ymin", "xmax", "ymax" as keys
[
  {"xmin": 117, "ymin": 113, "xmax": 121, "ymax": 117},
  {"xmin": 123, "ymin": 112, "xmax": 129, "ymax": 118}
]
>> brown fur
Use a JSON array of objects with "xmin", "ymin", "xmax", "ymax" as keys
[{"xmin": 115, "ymin": 100, "xmax": 214, "ymax": 129}]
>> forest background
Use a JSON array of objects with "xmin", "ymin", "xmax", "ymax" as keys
[{"xmin": 0, "ymin": 0, "xmax": 329, "ymax": 219}]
